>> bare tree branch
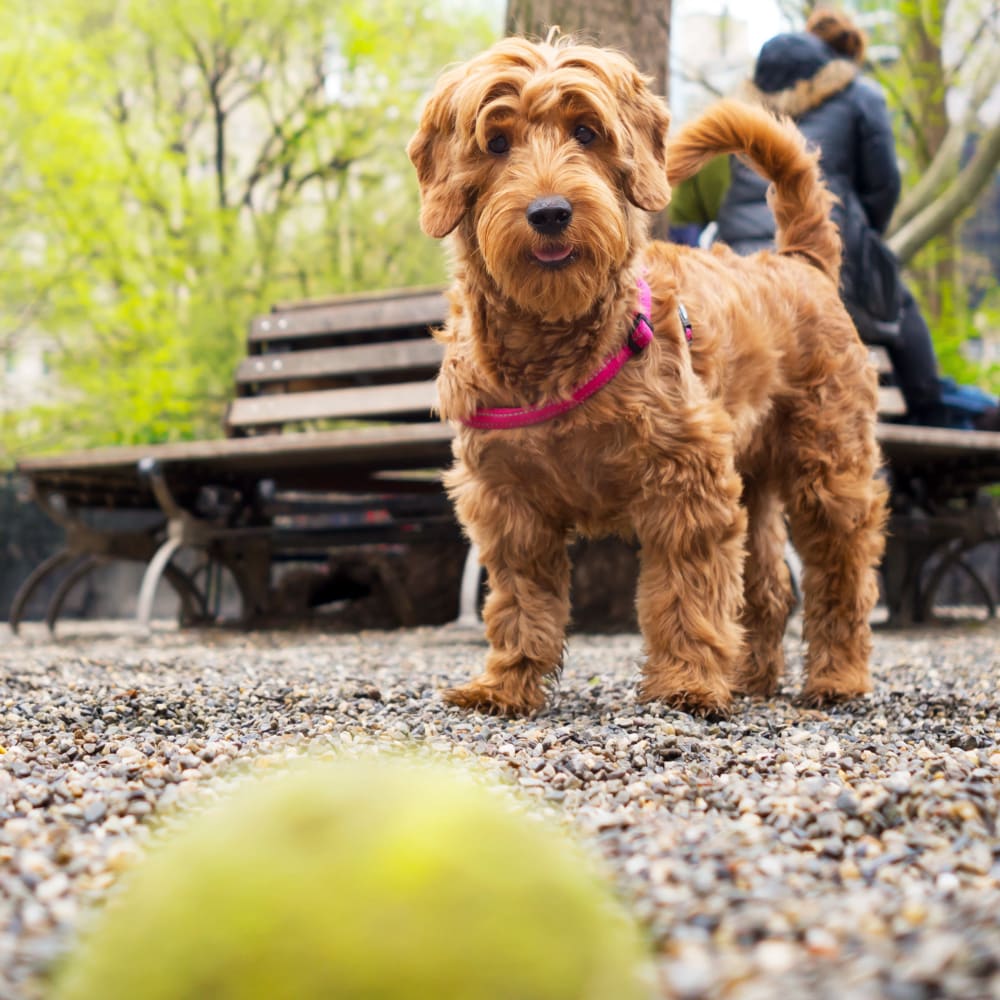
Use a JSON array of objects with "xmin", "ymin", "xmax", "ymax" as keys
[
  {"xmin": 943, "ymin": 11, "xmax": 995, "ymax": 87},
  {"xmin": 674, "ymin": 59, "xmax": 728, "ymax": 100},
  {"xmin": 0, "ymin": 285, "xmax": 56, "ymax": 353},
  {"xmin": 889, "ymin": 57, "xmax": 1000, "ymax": 233},
  {"xmin": 888, "ymin": 120, "xmax": 1000, "ymax": 266},
  {"xmin": 872, "ymin": 64, "xmax": 934, "ymax": 166},
  {"xmin": 239, "ymin": 71, "xmax": 331, "ymax": 211},
  {"xmin": 889, "ymin": 125, "xmax": 965, "ymax": 236},
  {"xmin": 176, "ymin": 23, "xmax": 230, "ymax": 210}
]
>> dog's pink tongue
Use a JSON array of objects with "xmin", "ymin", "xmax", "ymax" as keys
[{"xmin": 534, "ymin": 245, "xmax": 572, "ymax": 263}]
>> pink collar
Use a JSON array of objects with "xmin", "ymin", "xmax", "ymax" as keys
[{"xmin": 461, "ymin": 277, "xmax": 656, "ymax": 430}]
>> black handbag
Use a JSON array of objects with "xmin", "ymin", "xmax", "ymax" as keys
[{"xmin": 835, "ymin": 195, "xmax": 902, "ymax": 344}]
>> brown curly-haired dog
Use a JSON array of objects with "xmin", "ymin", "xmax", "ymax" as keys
[{"xmin": 408, "ymin": 36, "xmax": 887, "ymax": 717}]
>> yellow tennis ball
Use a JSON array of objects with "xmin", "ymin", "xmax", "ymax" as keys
[{"xmin": 54, "ymin": 757, "xmax": 650, "ymax": 1000}]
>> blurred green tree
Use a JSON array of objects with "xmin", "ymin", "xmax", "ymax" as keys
[
  {"xmin": 864, "ymin": 0, "xmax": 1000, "ymax": 389},
  {"xmin": 0, "ymin": 0, "xmax": 495, "ymax": 455}
]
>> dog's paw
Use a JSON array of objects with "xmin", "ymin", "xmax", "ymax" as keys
[
  {"xmin": 798, "ymin": 678, "xmax": 871, "ymax": 707},
  {"xmin": 731, "ymin": 650, "xmax": 783, "ymax": 699},
  {"xmin": 444, "ymin": 674, "xmax": 547, "ymax": 717},
  {"xmin": 637, "ymin": 671, "xmax": 733, "ymax": 719},
  {"xmin": 732, "ymin": 681, "xmax": 779, "ymax": 700},
  {"xmin": 731, "ymin": 671, "xmax": 781, "ymax": 700}
]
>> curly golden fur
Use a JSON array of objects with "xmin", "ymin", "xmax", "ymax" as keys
[{"xmin": 408, "ymin": 36, "xmax": 887, "ymax": 717}]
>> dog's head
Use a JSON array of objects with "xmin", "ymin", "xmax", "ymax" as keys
[{"xmin": 407, "ymin": 36, "xmax": 671, "ymax": 321}]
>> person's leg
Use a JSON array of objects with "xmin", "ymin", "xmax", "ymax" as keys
[{"xmin": 886, "ymin": 286, "xmax": 943, "ymax": 422}]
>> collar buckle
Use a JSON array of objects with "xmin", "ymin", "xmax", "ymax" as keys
[
  {"xmin": 678, "ymin": 302, "xmax": 693, "ymax": 344},
  {"xmin": 627, "ymin": 313, "xmax": 653, "ymax": 354}
]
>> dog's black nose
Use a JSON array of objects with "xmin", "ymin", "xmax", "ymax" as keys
[{"xmin": 526, "ymin": 196, "xmax": 573, "ymax": 235}]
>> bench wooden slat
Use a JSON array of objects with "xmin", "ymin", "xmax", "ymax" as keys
[
  {"xmin": 268, "ymin": 284, "xmax": 446, "ymax": 314},
  {"xmin": 225, "ymin": 380, "xmax": 439, "ymax": 431},
  {"xmin": 235, "ymin": 339, "xmax": 444, "ymax": 386},
  {"xmin": 17, "ymin": 423, "xmax": 454, "ymax": 475},
  {"xmin": 250, "ymin": 292, "xmax": 447, "ymax": 342},
  {"xmin": 878, "ymin": 386, "xmax": 907, "ymax": 417},
  {"xmin": 876, "ymin": 422, "xmax": 1000, "ymax": 455},
  {"xmin": 868, "ymin": 346, "xmax": 892, "ymax": 375}
]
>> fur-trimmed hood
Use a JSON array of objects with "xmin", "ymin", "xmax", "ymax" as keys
[
  {"xmin": 738, "ymin": 58, "xmax": 858, "ymax": 120},
  {"xmin": 716, "ymin": 28, "xmax": 902, "ymax": 261},
  {"xmin": 738, "ymin": 31, "xmax": 859, "ymax": 120}
]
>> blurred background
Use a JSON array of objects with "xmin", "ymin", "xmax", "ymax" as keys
[
  {"xmin": 1, "ymin": 0, "xmax": 996, "ymax": 459},
  {"xmin": 1, "ymin": 0, "xmax": 998, "ymax": 615}
]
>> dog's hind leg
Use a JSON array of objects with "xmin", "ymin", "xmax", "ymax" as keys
[
  {"xmin": 733, "ymin": 479, "xmax": 797, "ymax": 698},
  {"xmin": 444, "ymin": 483, "xmax": 571, "ymax": 716},
  {"xmin": 781, "ymin": 393, "xmax": 888, "ymax": 704}
]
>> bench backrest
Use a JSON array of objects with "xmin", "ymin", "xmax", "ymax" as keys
[
  {"xmin": 228, "ymin": 287, "xmax": 448, "ymax": 437},
  {"xmin": 231, "ymin": 292, "xmax": 908, "ymax": 439}
]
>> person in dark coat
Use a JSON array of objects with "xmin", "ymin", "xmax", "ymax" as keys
[{"xmin": 715, "ymin": 8, "xmax": 950, "ymax": 424}]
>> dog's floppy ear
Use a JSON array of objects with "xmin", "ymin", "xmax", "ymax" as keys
[
  {"xmin": 620, "ymin": 78, "xmax": 672, "ymax": 212},
  {"xmin": 407, "ymin": 70, "xmax": 468, "ymax": 239}
]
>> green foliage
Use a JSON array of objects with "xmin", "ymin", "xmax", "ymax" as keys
[
  {"xmin": 53, "ymin": 756, "xmax": 651, "ymax": 1000},
  {"xmin": 0, "ymin": 0, "xmax": 496, "ymax": 457},
  {"xmin": 862, "ymin": 0, "xmax": 999, "ymax": 391},
  {"xmin": 908, "ymin": 237, "xmax": 1000, "ymax": 395}
]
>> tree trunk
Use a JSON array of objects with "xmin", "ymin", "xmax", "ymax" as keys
[{"xmin": 506, "ymin": 0, "xmax": 670, "ymax": 104}]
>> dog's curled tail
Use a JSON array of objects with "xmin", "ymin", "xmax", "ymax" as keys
[{"xmin": 667, "ymin": 99, "xmax": 840, "ymax": 281}]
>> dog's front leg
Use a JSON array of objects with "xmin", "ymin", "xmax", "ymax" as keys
[
  {"xmin": 445, "ymin": 488, "xmax": 570, "ymax": 716},
  {"xmin": 632, "ymin": 445, "xmax": 748, "ymax": 717}
]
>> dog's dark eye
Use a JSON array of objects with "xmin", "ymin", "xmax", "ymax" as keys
[
  {"xmin": 574, "ymin": 125, "xmax": 597, "ymax": 146},
  {"xmin": 487, "ymin": 134, "xmax": 510, "ymax": 155}
]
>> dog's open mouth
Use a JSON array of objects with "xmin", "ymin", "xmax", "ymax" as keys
[{"xmin": 531, "ymin": 244, "xmax": 575, "ymax": 268}]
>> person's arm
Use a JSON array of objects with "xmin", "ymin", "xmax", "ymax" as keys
[
  {"xmin": 854, "ymin": 79, "xmax": 902, "ymax": 233},
  {"xmin": 668, "ymin": 155, "xmax": 731, "ymax": 226}
]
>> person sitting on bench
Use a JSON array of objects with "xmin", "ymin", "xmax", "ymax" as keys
[{"xmin": 670, "ymin": 6, "xmax": 999, "ymax": 431}]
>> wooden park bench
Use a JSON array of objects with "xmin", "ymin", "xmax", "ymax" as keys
[
  {"xmin": 8, "ymin": 287, "xmax": 459, "ymax": 632},
  {"xmin": 8, "ymin": 292, "xmax": 1000, "ymax": 632},
  {"xmin": 866, "ymin": 346, "xmax": 1000, "ymax": 625}
]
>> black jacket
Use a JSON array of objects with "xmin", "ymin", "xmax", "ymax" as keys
[{"xmin": 716, "ymin": 32, "xmax": 901, "ymax": 256}]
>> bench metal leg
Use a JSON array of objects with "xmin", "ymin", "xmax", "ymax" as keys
[
  {"xmin": 44, "ymin": 555, "xmax": 101, "ymax": 633},
  {"xmin": 137, "ymin": 459, "xmax": 275, "ymax": 627},
  {"xmin": 9, "ymin": 482, "xmax": 169, "ymax": 633},
  {"xmin": 454, "ymin": 542, "xmax": 483, "ymax": 627},
  {"xmin": 920, "ymin": 538, "xmax": 998, "ymax": 622},
  {"xmin": 784, "ymin": 540, "xmax": 803, "ymax": 605},
  {"xmin": 882, "ymin": 499, "xmax": 1000, "ymax": 625},
  {"xmin": 167, "ymin": 564, "xmax": 213, "ymax": 626},
  {"xmin": 137, "ymin": 536, "xmax": 185, "ymax": 627},
  {"xmin": 881, "ymin": 530, "xmax": 935, "ymax": 627},
  {"xmin": 196, "ymin": 558, "xmax": 225, "ymax": 622},
  {"xmin": 8, "ymin": 550, "xmax": 77, "ymax": 633},
  {"xmin": 135, "ymin": 540, "xmax": 219, "ymax": 628}
]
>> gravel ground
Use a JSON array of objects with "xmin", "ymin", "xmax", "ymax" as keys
[{"xmin": 1, "ymin": 615, "xmax": 998, "ymax": 1000}]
